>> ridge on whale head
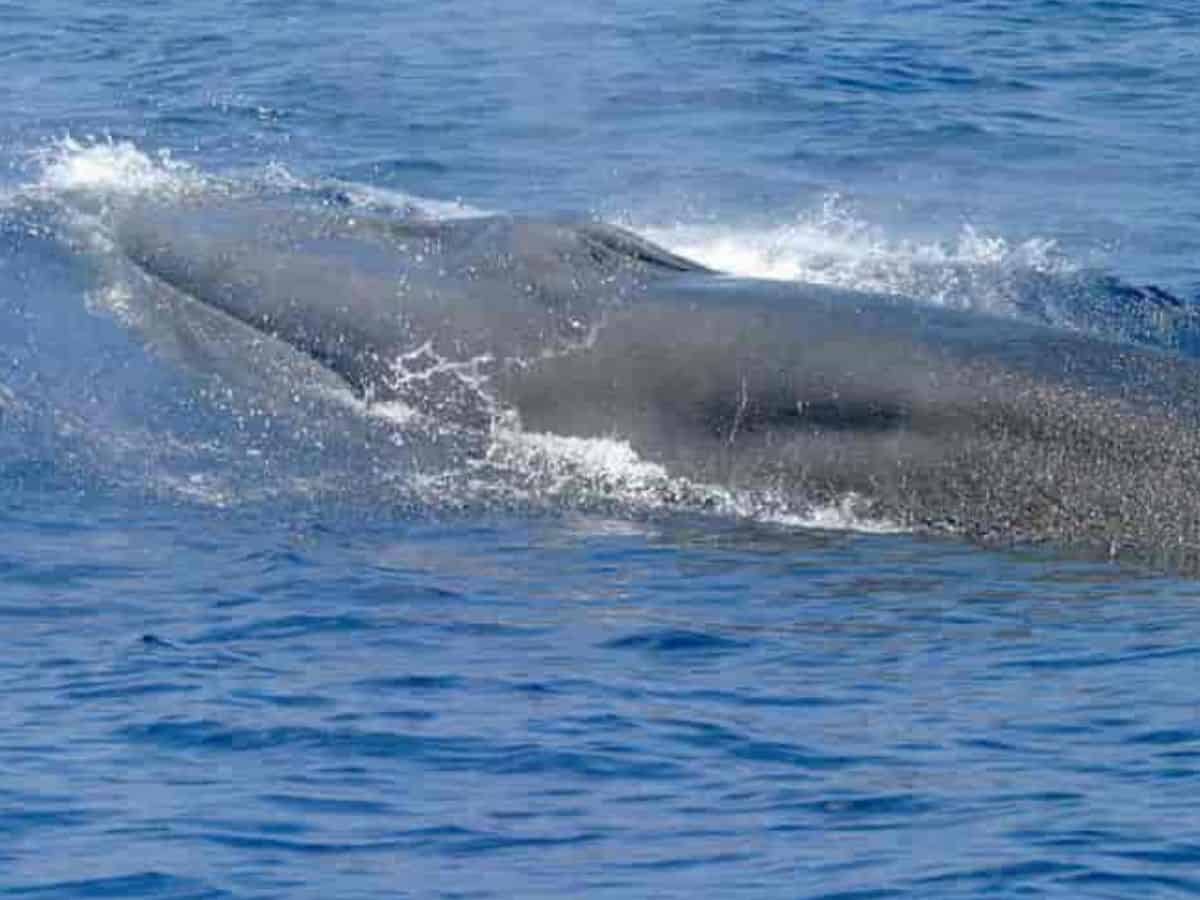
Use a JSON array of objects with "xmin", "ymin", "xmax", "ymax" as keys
[{"xmin": 107, "ymin": 196, "xmax": 1200, "ymax": 571}]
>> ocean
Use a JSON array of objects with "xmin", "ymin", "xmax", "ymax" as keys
[{"xmin": 3, "ymin": 2, "xmax": 1200, "ymax": 897}]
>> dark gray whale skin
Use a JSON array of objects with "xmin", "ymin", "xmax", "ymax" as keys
[{"xmin": 113, "ymin": 199, "xmax": 1200, "ymax": 569}]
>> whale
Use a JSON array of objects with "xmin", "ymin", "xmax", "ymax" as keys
[{"xmin": 106, "ymin": 197, "xmax": 1200, "ymax": 569}]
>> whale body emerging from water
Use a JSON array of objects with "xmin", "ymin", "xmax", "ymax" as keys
[{"xmin": 110, "ymin": 199, "xmax": 1200, "ymax": 568}]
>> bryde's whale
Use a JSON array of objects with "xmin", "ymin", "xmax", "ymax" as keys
[{"xmin": 108, "ymin": 198, "xmax": 1200, "ymax": 569}]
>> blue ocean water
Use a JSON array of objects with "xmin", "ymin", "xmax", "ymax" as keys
[{"xmin": 4, "ymin": 2, "xmax": 1200, "ymax": 897}]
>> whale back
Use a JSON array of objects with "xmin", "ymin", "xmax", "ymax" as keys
[{"xmin": 112, "ymin": 199, "xmax": 1200, "ymax": 568}]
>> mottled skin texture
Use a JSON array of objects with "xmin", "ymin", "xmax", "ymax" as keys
[{"xmin": 114, "ymin": 199, "xmax": 1200, "ymax": 570}]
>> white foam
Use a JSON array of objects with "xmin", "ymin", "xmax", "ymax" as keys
[
  {"xmin": 85, "ymin": 280, "xmax": 135, "ymax": 320},
  {"xmin": 32, "ymin": 136, "xmax": 210, "ymax": 199},
  {"xmin": 27, "ymin": 138, "xmax": 488, "ymax": 225},
  {"xmin": 756, "ymin": 493, "xmax": 904, "ymax": 534},
  {"xmin": 629, "ymin": 194, "xmax": 1074, "ymax": 315},
  {"xmin": 155, "ymin": 472, "xmax": 235, "ymax": 507},
  {"xmin": 362, "ymin": 398, "xmax": 424, "ymax": 428},
  {"xmin": 485, "ymin": 425, "xmax": 904, "ymax": 534},
  {"xmin": 488, "ymin": 429, "xmax": 677, "ymax": 496}
]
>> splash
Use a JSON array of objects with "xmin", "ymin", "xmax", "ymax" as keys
[
  {"xmin": 26, "ymin": 138, "xmax": 484, "ymax": 224},
  {"xmin": 481, "ymin": 425, "xmax": 904, "ymax": 534},
  {"xmin": 32, "ymin": 136, "xmax": 211, "ymax": 199},
  {"xmin": 629, "ymin": 194, "xmax": 1075, "ymax": 317}
]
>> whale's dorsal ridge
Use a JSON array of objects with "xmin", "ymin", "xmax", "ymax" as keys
[{"xmin": 575, "ymin": 222, "xmax": 714, "ymax": 275}]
